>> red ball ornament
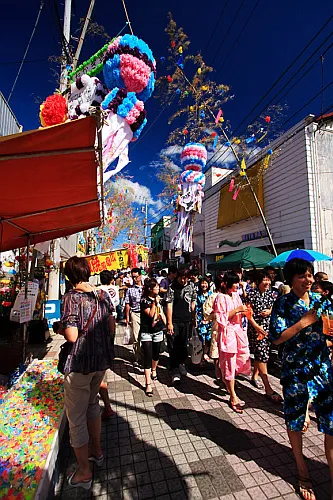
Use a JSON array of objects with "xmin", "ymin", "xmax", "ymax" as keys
[
  {"xmin": 183, "ymin": 129, "xmax": 188, "ymax": 135},
  {"xmin": 171, "ymin": 41, "xmax": 176, "ymax": 48},
  {"xmin": 211, "ymin": 132, "xmax": 217, "ymax": 137},
  {"xmin": 265, "ymin": 116, "xmax": 271, "ymax": 123},
  {"xmin": 167, "ymin": 75, "xmax": 173, "ymax": 83}
]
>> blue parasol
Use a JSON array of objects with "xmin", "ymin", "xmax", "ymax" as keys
[{"xmin": 269, "ymin": 249, "xmax": 332, "ymax": 266}]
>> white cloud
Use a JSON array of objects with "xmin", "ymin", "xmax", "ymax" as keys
[
  {"xmin": 160, "ymin": 145, "xmax": 183, "ymax": 160},
  {"xmin": 112, "ymin": 178, "xmax": 165, "ymax": 212}
]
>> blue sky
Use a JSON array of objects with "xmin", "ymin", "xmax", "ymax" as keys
[{"xmin": 1, "ymin": 0, "xmax": 332, "ymax": 230}]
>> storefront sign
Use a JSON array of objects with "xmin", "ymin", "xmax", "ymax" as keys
[
  {"xmin": 20, "ymin": 299, "xmax": 32, "ymax": 323},
  {"xmin": 215, "ymin": 255, "xmax": 225, "ymax": 262},
  {"xmin": 10, "ymin": 281, "xmax": 39, "ymax": 323},
  {"xmin": 45, "ymin": 300, "xmax": 61, "ymax": 328},
  {"xmin": 241, "ymin": 229, "xmax": 268, "ymax": 242},
  {"xmin": 86, "ymin": 246, "xmax": 149, "ymax": 276}
]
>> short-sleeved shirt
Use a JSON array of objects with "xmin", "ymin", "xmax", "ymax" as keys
[
  {"xmin": 166, "ymin": 281, "xmax": 197, "ymax": 322},
  {"xmin": 247, "ymin": 288, "xmax": 275, "ymax": 333},
  {"xmin": 61, "ymin": 289, "xmax": 114, "ymax": 374},
  {"xmin": 269, "ymin": 290, "xmax": 333, "ymax": 384},
  {"xmin": 140, "ymin": 297, "xmax": 165, "ymax": 333},
  {"xmin": 124, "ymin": 285, "xmax": 143, "ymax": 312}
]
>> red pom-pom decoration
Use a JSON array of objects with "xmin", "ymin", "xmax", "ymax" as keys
[
  {"xmin": 265, "ymin": 115, "xmax": 271, "ymax": 123},
  {"xmin": 183, "ymin": 129, "xmax": 189, "ymax": 135},
  {"xmin": 167, "ymin": 75, "xmax": 173, "ymax": 83},
  {"xmin": 211, "ymin": 132, "xmax": 217, "ymax": 137},
  {"xmin": 171, "ymin": 41, "xmax": 176, "ymax": 48},
  {"xmin": 40, "ymin": 94, "xmax": 68, "ymax": 127}
]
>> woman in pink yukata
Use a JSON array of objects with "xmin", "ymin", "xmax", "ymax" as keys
[{"xmin": 214, "ymin": 273, "xmax": 251, "ymax": 414}]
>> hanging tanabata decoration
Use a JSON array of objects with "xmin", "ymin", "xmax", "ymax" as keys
[
  {"xmin": 99, "ymin": 34, "xmax": 156, "ymax": 181},
  {"xmin": 99, "ymin": 88, "xmax": 147, "ymax": 183},
  {"xmin": 171, "ymin": 143, "xmax": 206, "ymax": 252},
  {"xmin": 103, "ymin": 34, "xmax": 156, "ymax": 102},
  {"xmin": 39, "ymin": 94, "xmax": 68, "ymax": 127},
  {"xmin": 67, "ymin": 75, "xmax": 108, "ymax": 120}
]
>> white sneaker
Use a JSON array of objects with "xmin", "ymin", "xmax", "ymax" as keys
[
  {"xmin": 179, "ymin": 364, "xmax": 187, "ymax": 376},
  {"xmin": 172, "ymin": 371, "xmax": 181, "ymax": 384}
]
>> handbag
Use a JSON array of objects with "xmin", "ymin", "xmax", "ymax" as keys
[
  {"xmin": 189, "ymin": 327, "xmax": 203, "ymax": 365},
  {"xmin": 57, "ymin": 297, "xmax": 98, "ymax": 375}
]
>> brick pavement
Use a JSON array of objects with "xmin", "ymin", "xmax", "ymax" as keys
[{"xmin": 46, "ymin": 325, "xmax": 332, "ymax": 500}]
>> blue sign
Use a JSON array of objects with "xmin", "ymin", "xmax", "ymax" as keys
[{"xmin": 45, "ymin": 300, "xmax": 61, "ymax": 328}]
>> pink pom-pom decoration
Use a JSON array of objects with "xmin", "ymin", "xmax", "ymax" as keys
[
  {"xmin": 181, "ymin": 142, "xmax": 207, "ymax": 172},
  {"xmin": 103, "ymin": 34, "xmax": 156, "ymax": 102}
]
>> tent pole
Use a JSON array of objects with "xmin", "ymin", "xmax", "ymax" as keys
[{"xmin": 22, "ymin": 234, "xmax": 30, "ymax": 363}]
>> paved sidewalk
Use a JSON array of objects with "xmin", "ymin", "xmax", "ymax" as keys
[{"xmin": 49, "ymin": 324, "xmax": 331, "ymax": 500}]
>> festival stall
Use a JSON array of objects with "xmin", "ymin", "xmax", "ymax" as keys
[
  {"xmin": 0, "ymin": 116, "xmax": 103, "ymax": 499},
  {"xmin": 85, "ymin": 244, "xmax": 149, "ymax": 275}
]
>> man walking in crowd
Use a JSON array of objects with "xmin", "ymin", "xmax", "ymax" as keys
[
  {"xmin": 205, "ymin": 273, "xmax": 216, "ymax": 293},
  {"xmin": 159, "ymin": 265, "xmax": 177, "ymax": 301},
  {"xmin": 166, "ymin": 269, "xmax": 197, "ymax": 385},
  {"xmin": 115, "ymin": 271, "xmax": 127, "ymax": 321},
  {"xmin": 124, "ymin": 268, "xmax": 143, "ymax": 364},
  {"xmin": 99, "ymin": 270, "xmax": 119, "ymax": 319}
]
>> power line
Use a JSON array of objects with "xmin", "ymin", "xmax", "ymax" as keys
[
  {"xmin": 202, "ymin": 0, "xmax": 229, "ymax": 56},
  {"xmin": 0, "ymin": 58, "xmax": 48, "ymax": 65},
  {"xmin": 210, "ymin": 0, "xmax": 246, "ymax": 66},
  {"xmin": 215, "ymin": 0, "xmax": 261, "ymax": 78},
  {"xmin": 7, "ymin": 0, "xmax": 45, "ymax": 102},
  {"xmin": 222, "ymin": 16, "xmax": 332, "ymax": 136},
  {"xmin": 207, "ymin": 26, "xmax": 333, "ymax": 168}
]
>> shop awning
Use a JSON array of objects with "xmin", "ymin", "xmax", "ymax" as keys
[
  {"xmin": 208, "ymin": 246, "xmax": 274, "ymax": 271},
  {"xmin": 0, "ymin": 117, "xmax": 101, "ymax": 252}
]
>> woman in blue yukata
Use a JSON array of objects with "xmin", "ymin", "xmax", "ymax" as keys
[{"xmin": 269, "ymin": 258, "xmax": 333, "ymax": 500}]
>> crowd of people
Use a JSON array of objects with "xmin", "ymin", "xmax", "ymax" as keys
[{"xmin": 57, "ymin": 256, "xmax": 333, "ymax": 499}]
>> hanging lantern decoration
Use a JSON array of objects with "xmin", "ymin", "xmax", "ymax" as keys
[
  {"xmin": 189, "ymin": 106, "xmax": 195, "ymax": 112},
  {"xmin": 200, "ymin": 110, "xmax": 205, "ymax": 119},
  {"xmin": 171, "ymin": 41, "xmax": 176, "ymax": 48},
  {"xmin": 171, "ymin": 143, "xmax": 207, "ymax": 252},
  {"xmin": 176, "ymin": 89, "xmax": 181, "ymax": 94}
]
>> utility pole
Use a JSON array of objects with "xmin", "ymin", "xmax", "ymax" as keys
[
  {"xmin": 59, "ymin": 0, "xmax": 72, "ymax": 92},
  {"xmin": 143, "ymin": 199, "xmax": 148, "ymax": 246},
  {"xmin": 49, "ymin": 0, "xmax": 72, "ymax": 300}
]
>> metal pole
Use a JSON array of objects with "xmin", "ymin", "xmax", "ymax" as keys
[
  {"xmin": 220, "ymin": 124, "xmax": 278, "ymax": 257},
  {"xmin": 144, "ymin": 199, "xmax": 148, "ymax": 245},
  {"xmin": 60, "ymin": 0, "xmax": 72, "ymax": 92},
  {"xmin": 22, "ymin": 235, "xmax": 30, "ymax": 363},
  {"xmin": 72, "ymin": 0, "xmax": 96, "ymax": 71}
]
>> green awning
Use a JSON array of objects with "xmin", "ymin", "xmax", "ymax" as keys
[{"xmin": 208, "ymin": 246, "xmax": 274, "ymax": 271}]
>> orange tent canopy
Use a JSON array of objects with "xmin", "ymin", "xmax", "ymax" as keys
[{"xmin": 0, "ymin": 117, "xmax": 101, "ymax": 252}]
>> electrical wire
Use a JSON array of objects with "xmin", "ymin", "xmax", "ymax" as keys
[
  {"xmin": 209, "ymin": 80, "xmax": 333, "ymax": 171},
  {"xmin": 7, "ymin": 0, "xmax": 45, "ymax": 102},
  {"xmin": 215, "ymin": 0, "xmax": 261, "ymax": 78},
  {"xmin": 207, "ymin": 29, "xmax": 333, "ymax": 168},
  {"xmin": 50, "ymin": 0, "xmax": 72, "ymax": 63},
  {"xmin": 210, "ymin": 0, "xmax": 246, "ymax": 66},
  {"xmin": 202, "ymin": 0, "xmax": 229, "ymax": 56},
  {"xmin": 0, "ymin": 58, "xmax": 48, "ymax": 65},
  {"xmin": 219, "ymin": 16, "xmax": 332, "ymax": 139}
]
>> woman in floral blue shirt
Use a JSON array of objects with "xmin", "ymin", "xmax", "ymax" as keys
[
  {"xmin": 269, "ymin": 258, "xmax": 333, "ymax": 500},
  {"xmin": 195, "ymin": 278, "xmax": 213, "ymax": 362}
]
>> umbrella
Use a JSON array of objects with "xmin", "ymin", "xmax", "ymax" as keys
[
  {"xmin": 208, "ymin": 246, "xmax": 275, "ymax": 271},
  {"xmin": 269, "ymin": 249, "xmax": 333, "ymax": 266}
]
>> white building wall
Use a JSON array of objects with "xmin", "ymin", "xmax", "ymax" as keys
[
  {"xmin": 204, "ymin": 118, "xmax": 315, "ymax": 260},
  {"xmin": 308, "ymin": 120, "xmax": 333, "ymax": 277}
]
